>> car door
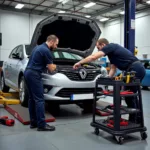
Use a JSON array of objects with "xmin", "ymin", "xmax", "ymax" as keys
[
  {"xmin": 3, "ymin": 46, "xmax": 19, "ymax": 86},
  {"xmin": 11, "ymin": 45, "xmax": 24, "ymax": 88}
]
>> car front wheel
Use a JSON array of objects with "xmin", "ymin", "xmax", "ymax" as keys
[{"xmin": 19, "ymin": 76, "xmax": 29, "ymax": 107}]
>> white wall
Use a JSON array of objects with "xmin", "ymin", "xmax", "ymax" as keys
[
  {"xmin": 103, "ymin": 9, "xmax": 150, "ymax": 59},
  {"xmin": 93, "ymin": 21, "xmax": 104, "ymax": 53},
  {"xmin": 0, "ymin": 10, "xmax": 46, "ymax": 61}
]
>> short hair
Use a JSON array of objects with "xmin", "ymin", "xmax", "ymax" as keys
[
  {"xmin": 47, "ymin": 35, "xmax": 58, "ymax": 42},
  {"xmin": 97, "ymin": 38, "xmax": 109, "ymax": 45}
]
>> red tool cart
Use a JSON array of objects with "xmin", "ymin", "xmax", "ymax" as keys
[{"xmin": 91, "ymin": 77, "xmax": 147, "ymax": 144}]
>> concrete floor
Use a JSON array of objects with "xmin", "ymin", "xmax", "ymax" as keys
[{"xmin": 0, "ymin": 89, "xmax": 150, "ymax": 150}]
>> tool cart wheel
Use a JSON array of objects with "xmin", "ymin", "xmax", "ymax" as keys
[
  {"xmin": 94, "ymin": 128, "xmax": 100, "ymax": 135},
  {"xmin": 114, "ymin": 136, "xmax": 124, "ymax": 144},
  {"xmin": 141, "ymin": 132, "xmax": 147, "ymax": 140}
]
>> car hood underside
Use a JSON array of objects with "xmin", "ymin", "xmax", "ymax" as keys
[{"xmin": 30, "ymin": 13, "xmax": 101, "ymax": 57}]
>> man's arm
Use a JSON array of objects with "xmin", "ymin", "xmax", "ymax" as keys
[
  {"xmin": 108, "ymin": 64, "xmax": 116, "ymax": 77},
  {"xmin": 47, "ymin": 64, "xmax": 56, "ymax": 72},
  {"xmin": 78, "ymin": 51, "xmax": 105, "ymax": 65}
]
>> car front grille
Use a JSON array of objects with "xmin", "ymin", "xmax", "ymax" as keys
[
  {"xmin": 55, "ymin": 88, "xmax": 102, "ymax": 98},
  {"xmin": 60, "ymin": 72, "xmax": 100, "ymax": 81}
]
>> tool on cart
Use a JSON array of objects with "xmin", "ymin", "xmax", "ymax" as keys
[
  {"xmin": 113, "ymin": 71, "xmax": 136, "ymax": 83},
  {"xmin": 0, "ymin": 116, "xmax": 15, "ymax": 126},
  {"xmin": 103, "ymin": 117, "xmax": 129, "ymax": 128},
  {"xmin": 102, "ymin": 90, "xmax": 134, "ymax": 95}
]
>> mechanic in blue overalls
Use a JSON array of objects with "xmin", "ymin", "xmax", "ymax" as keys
[
  {"xmin": 24, "ymin": 35, "xmax": 59, "ymax": 131},
  {"xmin": 73, "ymin": 38, "xmax": 145, "ymax": 123}
]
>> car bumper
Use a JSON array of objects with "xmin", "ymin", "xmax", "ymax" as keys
[{"xmin": 42, "ymin": 73, "xmax": 104, "ymax": 101}]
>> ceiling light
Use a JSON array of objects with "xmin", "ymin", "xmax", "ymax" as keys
[
  {"xmin": 83, "ymin": 2, "xmax": 96, "ymax": 8},
  {"xmin": 85, "ymin": 15, "xmax": 91, "ymax": 18},
  {"xmin": 100, "ymin": 18, "xmax": 109, "ymax": 22},
  {"xmin": 15, "ymin": 4, "xmax": 24, "ymax": 9},
  {"xmin": 59, "ymin": 0, "xmax": 70, "ymax": 4},
  {"xmin": 146, "ymin": 0, "xmax": 150, "ymax": 4},
  {"xmin": 120, "ymin": 11, "xmax": 125, "ymax": 15},
  {"xmin": 58, "ymin": 10, "xmax": 66, "ymax": 13}
]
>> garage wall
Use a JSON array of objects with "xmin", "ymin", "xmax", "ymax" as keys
[
  {"xmin": 103, "ymin": 9, "xmax": 150, "ymax": 59},
  {"xmin": 93, "ymin": 21, "xmax": 104, "ymax": 53},
  {"xmin": 0, "ymin": 10, "xmax": 46, "ymax": 61}
]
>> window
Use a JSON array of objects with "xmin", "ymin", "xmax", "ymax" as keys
[
  {"xmin": 25, "ymin": 45, "xmax": 31, "ymax": 55},
  {"xmin": 16, "ymin": 45, "xmax": 24, "ymax": 59},
  {"xmin": 9, "ymin": 46, "xmax": 19, "ymax": 59},
  {"xmin": 53, "ymin": 52, "xmax": 59, "ymax": 58},
  {"xmin": 61, "ymin": 52, "xmax": 83, "ymax": 60}
]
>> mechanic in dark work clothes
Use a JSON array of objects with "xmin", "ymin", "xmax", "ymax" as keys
[
  {"xmin": 24, "ymin": 35, "xmax": 58, "ymax": 131},
  {"xmin": 73, "ymin": 38, "xmax": 146, "ymax": 123}
]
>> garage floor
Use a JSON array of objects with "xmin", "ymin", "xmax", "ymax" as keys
[{"xmin": 0, "ymin": 89, "xmax": 150, "ymax": 150}]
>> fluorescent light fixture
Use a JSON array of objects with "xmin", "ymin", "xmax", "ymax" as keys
[
  {"xmin": 100, "ymin": 18, "xmax": 109, "ymax": 22},
  {"xmin": 120, "ymin": 11, "xmax": 125, "ymax": 15},
  {"xmin": 58, "ymin": 10, "xmax": 66, "ymax": 13},
  {"xmin": 15, "ymin": 4, "xmax": 24, "ymax": 9},
  {"xmin": 59, "ymin": 0, "xmax": 70, "ymax": 4},
  {"xmin": 85, "ymin": 15, "xmax": 91, "ymax": 18},
  {"xmin": 62, "ymin": 0, "xmax": 70, "ymax": 4},
  {"xmin": 83, "ymin": 2, "xmax": 96, "ymax": 8},
  {"xmin": 146, "ymin": 0, "xmax": 150, "ymax": 4}
]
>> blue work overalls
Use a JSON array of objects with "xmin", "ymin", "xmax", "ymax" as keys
[{"xmin": 24, "ymin": 43, "xmax": 53, "ymax": 128}]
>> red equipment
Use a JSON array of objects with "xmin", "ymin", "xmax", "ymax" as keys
[{"xmin": 0, "ymin": 116, "xmax": 15, "ymax": 126}]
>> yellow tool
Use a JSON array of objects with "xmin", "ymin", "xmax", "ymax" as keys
[
  {"xmin": 114, "ymin": 71, "xmax": 136, "ymax": 83},
  {"xmin": 0, "ymin": 91, "xmax": 20, "ymax": 106},
  {"xmin": 126, "ymin": 73, "xmax": 130, "ymax": 83}
]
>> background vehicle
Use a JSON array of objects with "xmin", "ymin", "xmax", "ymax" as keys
[{"xmin": 1, "ymin": 13, "xmax": 107, "ymax": 110}]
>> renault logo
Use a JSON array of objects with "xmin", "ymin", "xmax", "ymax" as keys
[{"xmin": 79, "ymin": 69, "xmax": 87, "ymax": 79}]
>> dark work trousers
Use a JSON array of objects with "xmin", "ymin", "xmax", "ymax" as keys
[
  {"xmin": 24, "ymin": 69, "xmax": 46, "ymax": 128},
  {"xmin": 125, "ymin": 62, "xmax": 146, "ymax": 122}
]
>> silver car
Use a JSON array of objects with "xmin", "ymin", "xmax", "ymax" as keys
[{"xmin": 1, "ymin": 13, "xmax": 107, "ymax": 109}]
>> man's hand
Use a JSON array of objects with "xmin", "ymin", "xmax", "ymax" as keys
[
  {"xmin": 73, "ymin": 62, "xmax": 81, "ymax": 70},
  {"xmin": 47, "ymin": 64, "xmax": 57, "ymax": 72}
]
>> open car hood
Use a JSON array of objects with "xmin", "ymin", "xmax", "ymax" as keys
[{"xmin": 30, "ymin": 13, "xmax": 101, "ymax": 57}]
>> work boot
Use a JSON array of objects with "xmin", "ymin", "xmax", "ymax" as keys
[
  {"xmin": 37, "ymin": 124, "xmax": 55, "ymax": 131},
  {"xmin": 30, "ymin": 123, "xmax": 37, "ymax": 129},
  {"xmin": 30, "ymin": 124, "xmax": 37, "ymax": 129}
]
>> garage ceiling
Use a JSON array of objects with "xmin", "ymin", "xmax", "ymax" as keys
[{"xmin": 0, "ymin": 0, "xmax": 150, "ymax": 21}]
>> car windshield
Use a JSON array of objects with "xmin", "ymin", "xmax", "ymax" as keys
[
  {"xmin": 140, "ymin": 60, "xmax": 150, "ymax": 70},
  {"xmin": 25, "ymin": 45, "xmax": 83, "ymax": 60},
  {"xmin": 52, "ymin": 51, "xmax": 83, "ymax": 60}
]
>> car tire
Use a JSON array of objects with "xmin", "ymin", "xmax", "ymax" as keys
[
  {"xmin": 0, "ymin": 74, "xmax": 10, "ymax": 92},
  {"xmin": 78, "ymin": 101, "xmax": 94, "ymax": 113},
  {"xmin": 19, "ymin": 76, "xmax": 29, "ymax": 107}
]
